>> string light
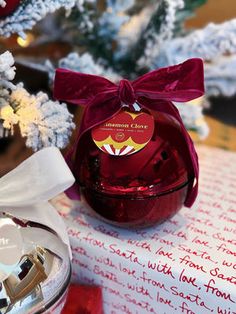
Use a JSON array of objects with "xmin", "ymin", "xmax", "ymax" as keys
[{"xmin": 17, "ymin": 33, "xmax": 34, "ymax": 47}]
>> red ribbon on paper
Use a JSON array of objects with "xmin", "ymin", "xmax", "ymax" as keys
[{"xmin": 54, "ymin": 58, "xmax": 204, "ymax": 207}]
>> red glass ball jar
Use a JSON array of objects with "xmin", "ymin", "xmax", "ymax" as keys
[{"xmin": 77, "ymin": 110, "xmax": 193, "ymax": 228}]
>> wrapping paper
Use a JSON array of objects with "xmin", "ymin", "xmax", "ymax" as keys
[{"xmin": 53, "ymin": 146, "xmax": 236, "ymax": 314}]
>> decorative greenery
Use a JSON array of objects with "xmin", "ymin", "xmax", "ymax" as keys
[
  {"xmin": 0, "ymin": 51, "xmax": 74, "ymax": 150},
  {"xmin": 0, "ymin": 0, "xmax": 235, "ymax": 142}
]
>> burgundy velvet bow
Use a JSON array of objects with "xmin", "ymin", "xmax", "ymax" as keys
[{"xmin": 54, "ymin": 58, "xmax": 204, "ymax": 207}]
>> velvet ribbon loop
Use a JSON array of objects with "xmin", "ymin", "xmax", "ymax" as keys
[{"xmin": 54, "ymin": 58, "xmax": 204, "ymax": 207}]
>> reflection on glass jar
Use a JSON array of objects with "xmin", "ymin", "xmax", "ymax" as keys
[
  {"xmin": 77, "ymin": 110, "xmax": 193, "ymax": 228},
  {"xmin": 0, "ymin": 216, "xmax": 71, "ymax": 314}
]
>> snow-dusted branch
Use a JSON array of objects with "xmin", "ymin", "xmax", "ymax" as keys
[
  {"xmin": 46, "ymin": 52, "xmax": 120, "ymax": 82},
  {"xmin": 0, "ymin": 51, "xmax": 16, "ymax": 89},
  {"xmin": 204, "ymin": 56, "xmax": 236, "ymax": 97},
  {"xmin": 98, "ymin": 0, "xmax": 135, "ymax": 42},
  {"xmin": 138, "ymin": 0, "xmax": 184, "ymax": 68},
  {"xmin": 0, "ymin": 0, "xmax": 91, "ymax": 38},
  {"xmin": 156, "ymin": 18, "xmax": 236, "ymax": 67},
  {"xmin": 0, "ymin": 51, "xmax": 16, "ymax": 114},
  {"xmin": 174, "ymin": 98, "xmax": 209, "ymax": 139},
  {"xmin": 1, "ymin": 85, "xmax": 74, "ymax": 151},
  {"xmin": 0, "ymin": 51, "xmax": 74, "ymax": 151},
  {"xmin": 148, "ymin": 18, "xmax": 236, "ymax": 97}
]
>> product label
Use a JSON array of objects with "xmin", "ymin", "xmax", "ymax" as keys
[
  {"xmin": 0, "ymin": 219, "xmax": 23, "ymax": 281},
  {"xmin": 92, "ymin": 109, "xmax": 154, "ymax": 156}
]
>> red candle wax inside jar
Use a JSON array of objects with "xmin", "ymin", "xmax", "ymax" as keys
[{"xmin": 77, "ymin": 110, "xmax": 193, "ymax": 228}]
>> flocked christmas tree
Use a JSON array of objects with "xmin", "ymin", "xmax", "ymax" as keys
[{"xmin": 0, "ymin": 0, "xmax": 236, "ymax": 150}]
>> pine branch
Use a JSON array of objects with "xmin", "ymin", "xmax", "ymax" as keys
[
  {"xmin": 0, "ymin": 51, "xmax": 74, "ymax": 150},
  {"xmin": 205, "ymin": 56, "xmax": 236, "ymax": 97},
  {"xmin": 174, "ymin": 0, "xmax": 207, "ymax": 34},
  {"xmin": 174, "ymin": 99, "xmax": 209, "ymax": 139},
  {"xmin": 0, "ymin": 0, "xmax": 91, "ymax": 38},
  {"xmin": 149, "ymin": 18, "xmax": 236, "ymax": 97},
  {"xmin": 119, "ymin": 0, "xmax": 184, "ymax": 74},
  {"xmin": 155, "ymin": 18, "xmax": 236, "ymax": 66},
  {"xmin": 45, "ymin": 52, "xmax": 120, "ymax": 82}
]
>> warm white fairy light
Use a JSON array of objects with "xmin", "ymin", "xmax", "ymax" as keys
[{"xmin": 17, "ymin": 33, "xmax": 34, "ymax": 47}]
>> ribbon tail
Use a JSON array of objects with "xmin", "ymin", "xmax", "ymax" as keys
[
  {"xmin": 0, "ymin": 147, "xmax": 75, "ymax": 207},
  {"xmin": 0, "ymin": 147, "xmax": 75, "ymax": 258},
  {"xmin": 171, "ymin": 108, "xmax": 199, "ymax": 207},
  {"xmin": 142, "ymin": 100, "xmax": 199, "ymax": 207},
  {"xmin": 165, "ymin": 104, "xmax": 199, "ymax": 207}
]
